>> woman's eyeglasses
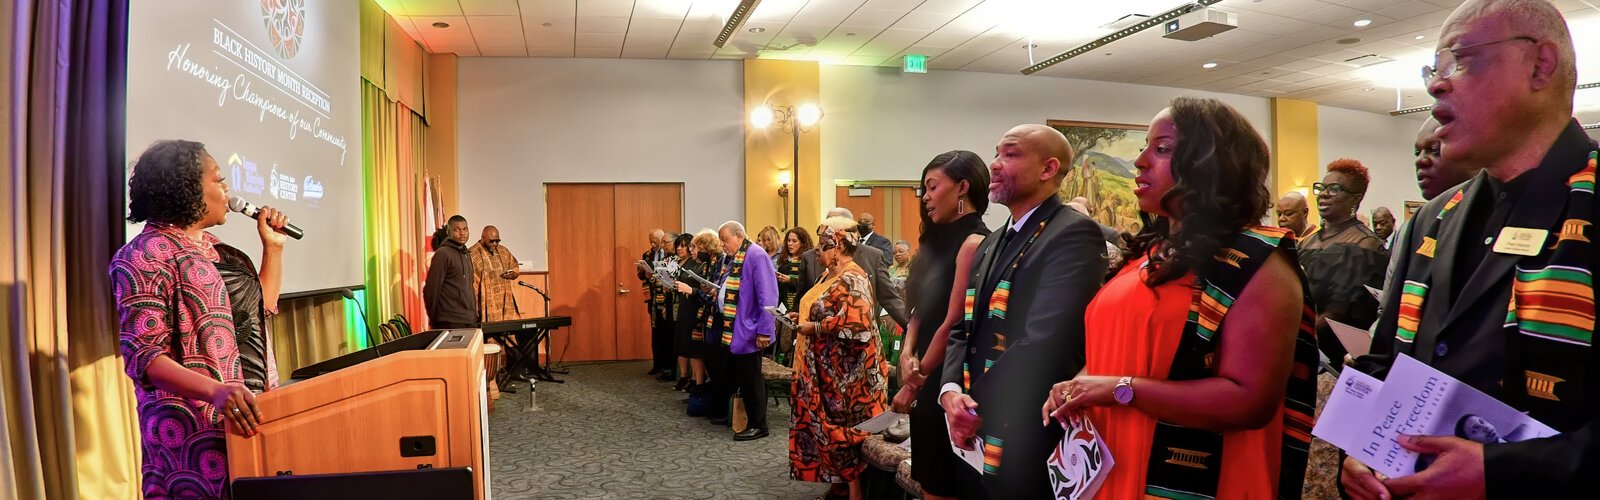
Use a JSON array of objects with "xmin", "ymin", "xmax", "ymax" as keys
[{"xmin": 1312, "ymin": 182, "xmax": 1362, "ymax": 196}]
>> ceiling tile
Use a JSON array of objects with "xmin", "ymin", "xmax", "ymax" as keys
[
  {"xmin": 892, "ymin": 10, "xmax": 956, "ymax": 31},
  {"xmin": 843, "ymin": 7, "xmax": 911, "ymax": 29},
  {"xmin": 912, "ymin": 0, "xmax": 983, "ymax": 16},
  {"xmin": 519, "ymin": 0, "xmax": 575, "ymax": 17},
  {"xmin": 469, "ymin": 15, "xmax": 524, "ymax": 35},
  {"xmin": 577, "ymin": 0, "xmax": 636, "ymax": 18},
  {"xmin": 633, "ymin": 0, "xmax": 694, "ymax": 19},
  {"xmin": 576, "ymin": 33, "xmax": 626, "ymax": 48},
  {"xmin": 460, "ymin": 0, "xmax": 520, "ymax": 16},
  {"xmin": 401, "ymin": 0, "xmax": 463, "ymax": 16},
  {"xmin": 749, "ymin": 0, "xmax": 808, "ymax": 22},
  {"xmin": 578, "ymin": 15, "xmax": 631, "ymax": 34}
]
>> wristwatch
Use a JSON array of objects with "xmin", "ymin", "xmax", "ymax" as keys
[{"xmin": 1113, "ymin": 376, "xmax": 1135, "ymax": 405}]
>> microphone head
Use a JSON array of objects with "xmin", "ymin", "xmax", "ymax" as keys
[
  {"xmin": 340, "ymin": 289, "xmax": 357, "ymax": 300},
  {"xmin": 226, "ymin": 196, "xmax": 249, "ymax": 214}
]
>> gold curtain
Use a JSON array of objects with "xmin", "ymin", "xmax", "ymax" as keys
[{"xmin": 5, "ymin": 1, "xmax": 141, "ymax": 498}]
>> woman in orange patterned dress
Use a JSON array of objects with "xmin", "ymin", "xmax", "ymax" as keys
[
  {"xmin": 1041, "ymin": 97, "xmax": 1317, "ymax": 499},
  {"xmin": 788, "ymin": 216, "xmax": 891, "ymax": 500}
]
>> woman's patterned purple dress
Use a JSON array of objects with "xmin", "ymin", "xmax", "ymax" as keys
[{"xmin": 112, "ymin": 224, "xmax": 242, "ymax": 499}]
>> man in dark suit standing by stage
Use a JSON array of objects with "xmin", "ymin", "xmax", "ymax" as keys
[
  {"xmin": 803, "ymin": 208, "xmax": 909, "ymax": 331},
  {"xmin": 1343, "ymin": 0, "xmax": 1600, "ymax": 497},
  {"xmin": 940, "ymin": 124, "xmax": 1106, "ymax": 498}
]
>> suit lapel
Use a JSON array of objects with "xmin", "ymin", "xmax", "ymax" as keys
[
  {"xmin": 1428, "ymin": 172, "xmax": 1488, "ymax": 318},
  {"xmin": 1444, "ymin": 170, "xmax": 1569, "ymax": 327}
]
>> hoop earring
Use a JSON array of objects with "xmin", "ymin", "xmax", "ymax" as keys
[{"xmin": 958, "ymin": 199, "xmax": 966, "ymax": 215}]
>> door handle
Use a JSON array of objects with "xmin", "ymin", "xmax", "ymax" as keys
[{"xmin": 618, "ymin": 283, "xmax": 630, "ymax": 294}]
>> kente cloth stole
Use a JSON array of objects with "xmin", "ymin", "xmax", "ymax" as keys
[
  {"xmin": 1400, "ymin": 151, "xmax": 1594, "ymax": 411},
  {"xmin": 957, "ymin": 204, "xmax": 1063, "ymax": 476},
  {"xmin": 1144, "ymin": 226, "xmax": 1320, "ymax": 500},
  {"xmin": 720, "ymin": 241, "xmax": 750, "ymax": 346},
  {"xmin": 684, "ymin": 259, "xmax": 709, "ymax": 342}
]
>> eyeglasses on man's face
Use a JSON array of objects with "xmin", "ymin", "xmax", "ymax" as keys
[{"xmin": 1420, "ymin": 36, "xmax": 1537, "ymax": 86}]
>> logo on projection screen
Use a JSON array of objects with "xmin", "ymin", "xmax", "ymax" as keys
[{"xmin": 260, "ymin": 0, "xmax": 307, "ymax": 59}]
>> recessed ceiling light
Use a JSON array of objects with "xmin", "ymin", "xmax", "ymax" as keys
[
  {"xmin": 1414, "ymin": 34, "xmax": 1425, "ymax": 40},
  {"xmin": 1337, "ymin": 37, "xmax": 1362, "ymax": 45},
  {"xmin": 845, "ymin": 32, "xmax": 856, "ymax": 37},
  {"xmin": 1202, "ymin": 62, "xmax": 1218, "ymax": 69},
  {"xmin": 749, "ymin": 27, "xmax": 765, "ymax": 33},
  {"xmin": 431, "ymin": 22, "xmax": 450, "ymax": 29},
  {"xmin": 1364, "ymin": 87, "xmax": 1375, "ymax": 91},
  {"xmin": 1026, "ymin": 43, "xmax": 1038, "ymax": 49},
  {"xmin": 1353, "ymin": 19, "xmax": 1373, "ymax": 27},
  {"xmin": 542, "ymin": 22, "xmax": 552, "ymax": 27}
]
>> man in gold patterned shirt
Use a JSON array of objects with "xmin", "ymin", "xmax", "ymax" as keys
[{"xmin": 470, "ymin": 225, "xmax": 521, "ymax": 323}]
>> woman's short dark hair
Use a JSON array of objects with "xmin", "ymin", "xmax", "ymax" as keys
[
  {"xmin": 783, "ymin": 227, "xmax": 813, "ymax": 258},
  {"xmin": 673, "ymin": 232, "xmax": 693, "ymax": 251},
  {"xmin": 919, "ymin": 150, "xmax": 991, "ymax": 233},
  {"xmin": 127, "ymin": 139, "xmax": 210, "ymax": 226},
  {"xmin": 1124, "ymin": 97, "xmax": 1273, "ymax": 286}
]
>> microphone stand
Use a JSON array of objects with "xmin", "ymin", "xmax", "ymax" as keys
[
  {"xmin": 340, "ymin": 289, "xmax": 377, "ymax": 348},
  {"xmin": 516, "ymin": 281, "xmax": 564, "ymax": 375}
]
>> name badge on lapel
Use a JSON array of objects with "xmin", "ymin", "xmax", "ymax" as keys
[{"xmin": 1493, "ymin": 227, "xmax": 1549, "ymax": 256}]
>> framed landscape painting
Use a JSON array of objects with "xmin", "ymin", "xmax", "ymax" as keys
[{"xmin": 1047, "ymin": 120, "xmax": 1148, "ymax": 236}]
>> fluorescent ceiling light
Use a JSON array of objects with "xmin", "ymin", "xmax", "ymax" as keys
[
  {"xmin": 1202, "ymin": 62, "xmax": 1218, "ymax": 69},
  {"xmin": 1354, "ymin": 19, "xmax": 1372, "ymax": 27}
]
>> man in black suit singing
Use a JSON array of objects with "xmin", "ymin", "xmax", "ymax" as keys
[{"xmin": 940, "ymin": 124, "xmax": 1106, "ymax": 498}]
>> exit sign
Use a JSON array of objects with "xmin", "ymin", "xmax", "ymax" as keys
[{"xmin": 903, "ymin": 54, "xmax": 927, "ymax": 73}]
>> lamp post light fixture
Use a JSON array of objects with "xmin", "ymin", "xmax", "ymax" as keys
[{"xmin": 750, "ymin": 102, "xmax": 822, "ymax": 229}]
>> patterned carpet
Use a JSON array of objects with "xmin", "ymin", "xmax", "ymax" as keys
[{"xmin": 487, "ymin": 361, "xmax": 831, "ymax": 499}]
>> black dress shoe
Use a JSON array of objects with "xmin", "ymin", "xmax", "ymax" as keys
[
  {"xmin": 709, "ymin": 417, "xmax": 729, "ymax": 426},
  {"xmin": 733, "ymin": 427, "xmax": 769, "ymax": 441},
  {"xmin": 647, "ymin": 368, "xmax": 664, "ymax": 376},
  {"xmin": 655, "ymin": 372, "xmax": 676, "ymax": 382}
]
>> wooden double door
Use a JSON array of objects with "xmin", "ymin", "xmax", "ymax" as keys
[{"xmin": 546, "ymin": 183, "xmax": 683, "ymax": 362}]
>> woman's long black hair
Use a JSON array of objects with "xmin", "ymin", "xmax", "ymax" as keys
[
  {"xmin": 1123, "ymin": 97, "xmax": 1272, "ymax": 286},
  {"xmin": 917, "ymin": 150, "xmax": 990, "ymax": 240}
]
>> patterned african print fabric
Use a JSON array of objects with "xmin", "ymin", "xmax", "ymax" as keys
[
  {"xmin": 789, "ymin": 261, "xmax": 890, "ymax": 484},
  {"xmin": 469, "ymin": 241, "xmax": 522, "ymax": 323},
  {"xmin": 112, "ymin": 224, "xmax": 244, "ymax": 499}
]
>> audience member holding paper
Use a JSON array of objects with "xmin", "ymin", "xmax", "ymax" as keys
[
  {"xmin": 1041, "ymin": 97, "xmax": 1320, "ymax": 499},
  {"xmin": 939, "ymin": 124, "xmax": 1106, "ymax": 499},
  {"xmin": 786, "ymin": 217, "xmax": 890, "ymax": 500},
  {"xmin": 1344, "ymin": 0, "xmax": 1600, "ymax": 497}
]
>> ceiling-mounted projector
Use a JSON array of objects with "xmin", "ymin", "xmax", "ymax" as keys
[{"xmin": 1162, "ymin": 8, "xmax": 1237, "ymax": 41}]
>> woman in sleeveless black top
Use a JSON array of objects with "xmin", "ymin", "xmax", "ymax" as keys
[{"xmin": 895, "ymin": 151, "xmax": 992, "ymax": 499}]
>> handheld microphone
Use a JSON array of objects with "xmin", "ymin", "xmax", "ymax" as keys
[
  {"xmin": 227, "ymin": 196, "xmax": 305, "ymax": 240},
  {"xmin": 339, "ymin": 289, "xmax": 377, "ymax": 347}
]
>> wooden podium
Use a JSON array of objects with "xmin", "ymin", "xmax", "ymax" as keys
[{"xmin": 227, "ymin": 329, "xmax": 490, "ymax": 499}]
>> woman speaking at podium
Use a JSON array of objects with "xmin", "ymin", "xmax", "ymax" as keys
[{"xmin": 111, "ymin": 140, "xmax": 290, "ymax": 499}]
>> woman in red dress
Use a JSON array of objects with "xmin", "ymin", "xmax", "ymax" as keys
[{"xmin": 1042, "ymin": 97, "xmax": 1319, "ymax": 499}]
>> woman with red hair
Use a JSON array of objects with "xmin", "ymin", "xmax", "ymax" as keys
[{"xmin": 1301, "ymin": 158, "xmax": 1386, "ymax": 366}]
